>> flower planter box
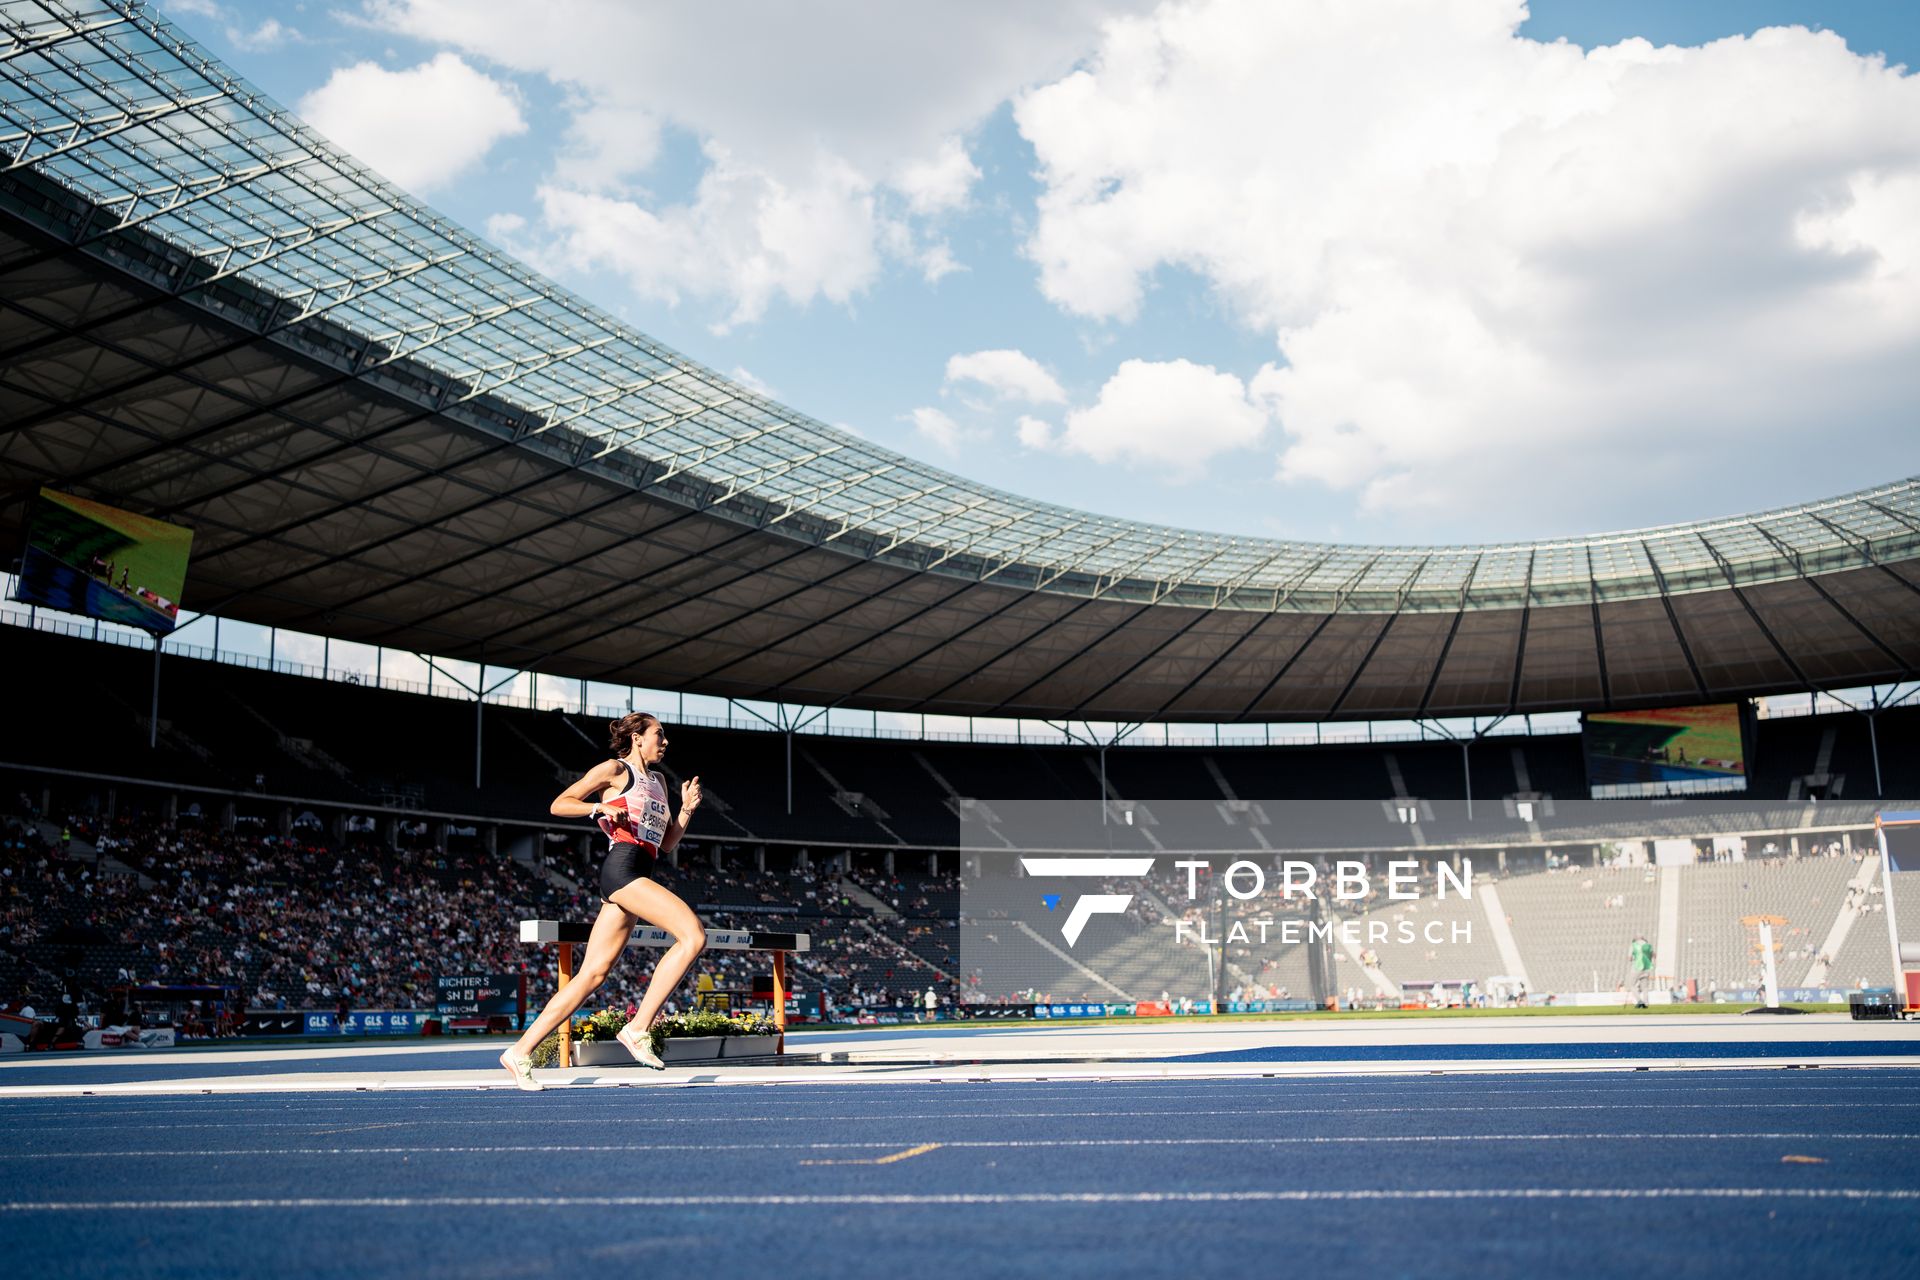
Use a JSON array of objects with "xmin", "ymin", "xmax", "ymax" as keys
[{"xmin": 570, "ymin": 1035, "xmax": 775, "ymax": 1066}]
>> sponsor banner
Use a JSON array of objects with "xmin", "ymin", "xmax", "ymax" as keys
[
  {"xmin": 782, "ymin": 992, "xmax": 825, "ymax": 1021},
  {"xmin": 80, "ymin": 1027, "xmax": 175, "ymax": 1049},
  {"xmin": 1707, "ymin": 987, "xmax": 1849, "ymax": 1004},
  {"xmin": 79, "ymin": 1027, "xmax": 177, "ymax": 1049},
  {"xmin": 1134, "ymin": 1001, "xmax": 1174, "ymax": 1017},
  {"xmin": 245, "ymin": 1012, "xmax": 306, "ymax": 1037},
  {"xmin": 1034, "ymin": 1002, "xmax": 1109, "ymax": 1019},
  {"xmin": 954, "ymin": 1003, "xmax": 1036, "ymax": 1020},
  {"xmin": 299, "ymin": 1011, "xmax": 430, "ymax": 1035},
  {"xmin": 1227, "ymin": 999, "xmax": 1322, "ymax": 1014},
  {"xmin": 346, "ymin": 1011, "xmax": 426, "ymax": 1036},
  {"xmin": 435, "ymin": 974, "xmax": 526, "ymax": 1022}
]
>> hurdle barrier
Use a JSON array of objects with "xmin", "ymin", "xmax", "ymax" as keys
[{"xmin": 518, "ymin": 920, "xmax": 811, "ymax": 1066}]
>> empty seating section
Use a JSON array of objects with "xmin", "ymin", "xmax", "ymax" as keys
[
  {"xmin": 1824, "ymin": 867, "xmax": 1920, "ymax": 992},
  {"xmin": 1673, "ymin": 858, "xmax": 1854, "ymax": 991},
  {"xmin": 957, "ymin": 871, "xmax": 1208, "ymax": 1002},
  {"xmin": 1102, "ymin": 751, "xmax": 1223, "ymax": 803},
  {"xmin": 1336, "ymin": 888, "xmax": 1511, "ymax": 989},
  {"xmin": 1495, "ymin": 865, "xmax": 1661, "ymax": 994}
]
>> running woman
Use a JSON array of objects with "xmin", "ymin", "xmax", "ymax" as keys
[{"xmin": 499, "ymin": 711, "xmax": 705, "ymax": 1090}]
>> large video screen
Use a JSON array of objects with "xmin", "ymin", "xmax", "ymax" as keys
[
  {"xmin": 12, "ymin": 487, "xmax": 194, "ymax": 634},
  {"xmin": 1584, "ymin": 703, "xmax": 1748, "ymax": 797}
]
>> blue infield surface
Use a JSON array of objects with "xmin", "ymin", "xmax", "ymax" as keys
[{"xmin": 4, "ymin": 1069, "xmax": 1919, "ymax": 1278}]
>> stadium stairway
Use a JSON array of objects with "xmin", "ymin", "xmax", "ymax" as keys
[
  {"xmin": 838, "ymin": 878, "xmax": 896, "ymax": 917},
  {"xmin": 1805, "ymin": 855, "xmax": 1885, "ymax": 987}
]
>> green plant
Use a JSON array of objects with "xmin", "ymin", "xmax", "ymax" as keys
[
  {"xmin": 526, "ymin": 1007, "xmax": 778, "ymax": 1067},
  {"xmin": 576, "ymin": 1006, "xmax": 632, "ymax": 1042},
  {"xmin": 644, "ymin": 1009, "xmax": 778, "ymax": 1054}
]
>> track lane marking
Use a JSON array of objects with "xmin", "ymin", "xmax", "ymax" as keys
[
  {"xmin": 3, "ymin": 1132, "xmax": 1912, "ymax": 1159},
  {"xmin": 6, "ymin": 1188, "xmax": 1920, "ymax": 1212},
  {"xmin": 4, "ymin": 1101, "xmax": 1915, "ymax": 1130}
]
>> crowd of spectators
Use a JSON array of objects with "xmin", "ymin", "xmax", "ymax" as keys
[
  {"xmin": 13, "ymin": 795, "xmax": 1892, "ymax": 1028},
  {"xmin": 3, "ymin": 799, "xmax": 966, "ymax": 1022}
]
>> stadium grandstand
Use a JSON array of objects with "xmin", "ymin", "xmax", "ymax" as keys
[
  {"xmin": 3, "ymin": 0, "xmax": 1920, "ymax": 1023},
  {"xmin": 5, "ymin": 6, "xmax": 1920, "ymax": 1277}
]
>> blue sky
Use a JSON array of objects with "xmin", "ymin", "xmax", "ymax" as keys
[{"xmin": 166, "ymin": 0, "xmax": 1919, "ymax": 547}]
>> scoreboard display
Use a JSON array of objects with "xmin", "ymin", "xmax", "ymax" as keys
[
  {"xmin": 1584, "ymin": 703, "xmax": 1749, "ymax": 798},
  {"xmin": 12, "ymin": 487, "xmax": 194, "ymax": 634}
]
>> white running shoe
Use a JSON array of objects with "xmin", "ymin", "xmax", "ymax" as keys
[
  {"xmin": 499, "ymin": 1049, "xmax": 544, "ymax": 1092},
  {"xmin": 616, "ymin": 1025, "xmax": 665, "ymax": 1070}
]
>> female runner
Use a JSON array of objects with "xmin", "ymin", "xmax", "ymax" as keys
[{"xmin": 499, "ymin": 711, "xmax": 705, "ymax": 1090}]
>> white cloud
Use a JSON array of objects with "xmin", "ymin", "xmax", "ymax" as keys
[
  {"xmin": 915, "ymin": 239, "xmax": 964, "ymax": 284},
  {"xmin": 162, "ymin": 0, "xmax": 222, "ymax": 19},
  {"xmin": 945, "ymin": 349, "xmax": 1068, "ymax": 405},
  {"xmin": 229, "ymin": 17, "xmax": 300, "ymax": 51},
  {"xmin": 729, "ymin": 366, "xmax": 777, "ymax": 399},
  {"xmin": 908, "ymin": 405, "xmax": 975, "ymax": 456},
  {"xmin": 1060, "ymin": 359, "xmax": 1268, "ymax": 478},
  {"xmin": 1016, "ymin": 1, "xmax": 1920, "ymax": 528},
  {"xmin": 356, "ymin": 0, "xmax": 1145, "ymax": 323},
  {"xmin": 550, "ymin": 101, "xmax": 661, "ymax": 193},
  {"xmin": 517, "ymin": 151, "xmax": 881, "ymax": 330},
  {"xmin": 483, "ymin": 211, "xmax": 526, "ymax": 241},
  {"xmin": 299, "ymin": 53, "xmax": 526, "ymax": 192},
  {"xmin": 1016, "ymin": 415, "xmax": 1058, "ymax": 450},
  {"xmin": 893, "ymin": 138, "xmax": 982, "ymax": 216}
]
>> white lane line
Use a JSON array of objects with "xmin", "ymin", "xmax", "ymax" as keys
[
  {"xmin": 10, "ymin": 1058, "xmax": 1920, "ymax": 1098},
  {"xmin": 5, "ymin": 1188, "xmax": 1919, "ymax": 1212},
  {"xmin": 2, "ymin": 1133, "xmax": 1912, "ymax": 1159},
  {"xmin": 7, "ymin": 1075, "xmax": 1915, "ymax": 1109},
  {"xmin": 7, "ymin": 1082, "xmax": 1914, "ymax": 1123},
  {"xmin": 7, "ymin": 1079, "xmax": 1916, "ymax": 1111},
  {"xmin": 9, "ymin": 1101, "xmax": 1916, "ymax": 1128}
]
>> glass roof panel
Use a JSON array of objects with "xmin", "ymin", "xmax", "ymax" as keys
[{"xmin": 4, "ymin": 0, "xmax": 1918, "ymax": 608}]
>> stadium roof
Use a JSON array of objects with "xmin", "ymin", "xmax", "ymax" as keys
[{"xmin": 3, "ymin": 0, "xmax": 1918, "ymax": 722}]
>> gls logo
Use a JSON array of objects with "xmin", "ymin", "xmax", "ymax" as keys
[{"xmin": 1021, "ymin": 857, "xmax": 1154, "ymax": 947}]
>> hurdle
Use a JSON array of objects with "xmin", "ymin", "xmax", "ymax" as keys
[{"xmin": 518, "ymin": 920, "xmax": 811, "ymax": 1066}]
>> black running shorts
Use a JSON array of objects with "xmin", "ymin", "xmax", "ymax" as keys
[{"xmin": 597, "ymin": 842, "xmax": 658, "ymax": 903}]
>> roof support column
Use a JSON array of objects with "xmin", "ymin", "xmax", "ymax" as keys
[
  {"xmin": 1045, "ymin": 720, "xmax": 1143, "ymax": 823},
  {"xmin": 1864, "ymin": 682, "xmax": 1920, "ymax": 799},
  {"xmin": 150, "ymin": 637, "xmax": 162, "ymax": 756}
]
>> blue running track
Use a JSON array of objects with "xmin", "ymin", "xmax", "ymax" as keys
[{"xmin": 3, "ymin": 1069, "xmax": 1919, "ymax": 1278}]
